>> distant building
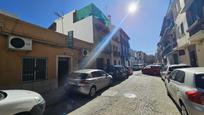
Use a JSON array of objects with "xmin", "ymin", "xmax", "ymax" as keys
[
  {"xmin": 135, "ymin": 51, "xmax": 146, "ymax": 64},
  {"xmin": 49, "ymin": 3, "xmax": 130, "ymax": 68},
  {"xmin": 129, "ymin": 49, "xmax": 137, "ymax": 66}
]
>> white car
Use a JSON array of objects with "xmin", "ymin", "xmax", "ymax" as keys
[
  {"xmin": 0, "ymin": 90, "xmax": 45, "ymax": 115},
  {"xmin": 161, "ymin": 64, "xmax": 190, "ymax": 81},
  {"xmin": 165, "ymin": 67, "xmax": 204, "ymax": 115},
  {"xmin": 67, "ymin": 69, "xmax": 112, "ymax": 96}
]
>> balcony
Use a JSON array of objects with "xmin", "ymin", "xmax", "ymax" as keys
[{"xmin": 187, "ymin": 18, "xmax": 204, "ymax": 37}]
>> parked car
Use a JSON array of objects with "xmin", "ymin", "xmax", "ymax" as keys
[
  {"xmin": 160, "ymin": 65, "xmax": 168, "ymax": 78},
  {"xmin": 161, "ymin": 64, "xmax": 191, "ymax": 81},
  {"xmin": 0, "ymin": 90, "xmax": 45, "ymax": 115},
  {"xmin": 142, "ymin": 65, "xmax": 161, "ymax": 76},
  {"xmin": 67, "ymin": 69, "xmax": 112, "ymax": 97},
  {"xmin": 165, "ymin": 67, "xmax": 204, "ymax": 115},
  {"xmin": 125, "ymin": 66, "xmax": 133, "ymax": 75},
  {"xmin": 106, "ymin": 65, "xmax": 128, "ymax": 81},
  {"xmin": 132, "ymin": 64, "xmax": 144, "ymax": 71}
]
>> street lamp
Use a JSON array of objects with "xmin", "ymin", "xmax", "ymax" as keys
[{"xmin": 128, "ymin": 2, "xmax": 138, "ymax": 14}]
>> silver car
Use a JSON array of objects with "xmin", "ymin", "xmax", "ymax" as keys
[
  {"xmin": 161, "ymin": 64, "xmax": 190, "ymax": 81},
  {"xmin": 67, "ymin": 69, "xmax": 112, "ymax": 96},
  {"xmin": 165, "ymin": 67, "xmax": 204, "ymax": 115}
]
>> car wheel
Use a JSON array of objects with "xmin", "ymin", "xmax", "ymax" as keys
[
  {"xmin": 181, "ymin": 104, "xmax": 188, "ymax": 115},
  {"xmin": 89, "ymin": 87, "xmax": 96, "ymax": 97}
]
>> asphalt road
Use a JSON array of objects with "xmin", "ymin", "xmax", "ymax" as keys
[{"xmin": 44, "ymin": 71, "xmax": 180, "ymax": 115}]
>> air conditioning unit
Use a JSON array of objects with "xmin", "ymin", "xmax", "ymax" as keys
[
  {"xmin": 8, "ymin": 36, "xmax": 32, "ymax": 51},
  {"xmin": 82, "ymin": 49, "xmax": 89, "ymax": 57}
]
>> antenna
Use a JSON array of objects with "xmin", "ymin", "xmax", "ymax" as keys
[{"xmin": 54, "ymin": 12, "xmax": 63, "ymax": 19}]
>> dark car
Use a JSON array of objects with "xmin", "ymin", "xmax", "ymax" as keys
[
  {"xmin": 105, "ymin": 65, "xmax": 128, "ymax": 81},
  {"xmin": 142, "ymin": 65, "xmax": 161, "ymax": 76}
]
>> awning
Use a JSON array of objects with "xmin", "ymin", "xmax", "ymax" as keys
[{"xmin": 181, "ymin": 0, "xmax": 194, "ymax": 13}]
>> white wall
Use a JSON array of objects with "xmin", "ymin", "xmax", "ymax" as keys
[
  {"xmin": 175, "ymin": 0, "xmax": 191, "ymax": 65},
  {"xmin": 55, "ymin": 11, "xmax": 94, "ymax": 43},
  {"xmin": 176, "ymin": 0, "xmax": 190, "ymax": 48}
]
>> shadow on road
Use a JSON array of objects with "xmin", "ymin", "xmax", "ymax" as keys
[
  {"xmin": 44, "ymin": 79, "xmax": 125, "ymax": 115},
  {"xmin": 142, "ymin": 73, "xmax": 161, "ymax": 78}
]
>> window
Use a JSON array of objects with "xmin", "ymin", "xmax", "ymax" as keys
[
  {"xmin": 0, "ymin": 91, "xmax": 6, "ymax": 101},
  {"xmin": 180, "ymin": 23, "xmax": 185, "ymax": 35},
  {"xmin": 195, "ymin": 74, "xmax": 204, "ymax": 89},
  {"xmin": 70, "ymin": 73, "xmax": 89, "ymax": 79},
  {"xmin": 22, "ymin": 57, "xmax": 47, "ymax": 81},
  {"xmin": 174, "ymin": 71, "xmax": 185, "ymax": 83},
  {"xmin": 92, "ymin": 71, "xmax": 104, "ymax": 77},
  {"xmin": 113, "ymin": 45, "xmax": 115, "ymax": 51},
  {"xmin": 114, "ymin": 60, "xmax": 117, "ymax": 65},
  {"xmin": 169, "ymin": 71, "xmax": 178, "ymax": 80}
]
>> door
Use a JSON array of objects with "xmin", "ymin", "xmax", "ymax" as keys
[
  {"xmin": 168, "ymin": 71, "xmax": 178, "ymax": 98},
  {"xmin": 58, "ymin": 57, "xmax": 70, "ymax": 87},
  {"xmin": 91, "ymin": 71, "xmax": 104, "ymax": 90},
  {"xmin": 100, "ymin": 71, "xmax": 110, "ymax": 87},
  {"xmin": 188, "ymin": 45, "xmax": 198, "ymax": 67},
  {"xmin": 171, "ymin": 71, "xmax": 185, "ymax": 104}
]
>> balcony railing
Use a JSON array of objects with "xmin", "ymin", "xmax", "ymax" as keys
[{"xmin": 187, "ymin": 18, "xmax": 204, "ymax": 36}]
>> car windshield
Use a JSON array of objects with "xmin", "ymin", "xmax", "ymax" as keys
[
  {"xmin": 195, "ymin": 74, "xmax": 204, "ymax": 89},
  {"xmin": 70, "ymin": 73, "xmax": 89, "ymax": 79}
]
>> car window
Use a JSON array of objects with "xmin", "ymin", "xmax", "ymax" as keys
[
  {"xmin": 70, "ymin": 73, "xmax": 89, "ymax": 79},
  {"xmin": 92, "ymin": 71, "xmax": 103, "ymax": 77},
  {"xmin": 169, "ymin": 71, "xmax": 178, "ymax": 80},
  {"xmin": 169, "ymin": 66, "xmax": 190, "ymax": 72},
  {"xmin": 174, "ymin": 71, "xmax": 185, "ymax": 83},
  {"xmin": 0, "ymin": 92, "xmax": 6, "ymax": 101},
  {"xmin": 99, "ymin": 71, "xmax": 107, "ymax": 76},
  {"xmin": 161, "ymin": 66, "xmax": 167, "ymax": 72},
  {"xmin": 195, "ymin": 74, "xmax": 204, "ymax": 89}
]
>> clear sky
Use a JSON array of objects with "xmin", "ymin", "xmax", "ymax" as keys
[{"xmin": 0, "ymin": 0, "xmax": 169, "ymax": 55}]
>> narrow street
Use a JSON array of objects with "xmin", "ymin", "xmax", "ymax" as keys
[{"xmin": 45, "ymin": 71, "xmax": 180, "ymax": 115}]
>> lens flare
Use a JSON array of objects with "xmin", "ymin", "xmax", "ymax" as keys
[
  {"xmin": 80, "ymin": 14, "xmax": 129, "ymax": 68},
  {"xmin": 80, "ymin": 0, "xmax": 140, "ymax": 68}
]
